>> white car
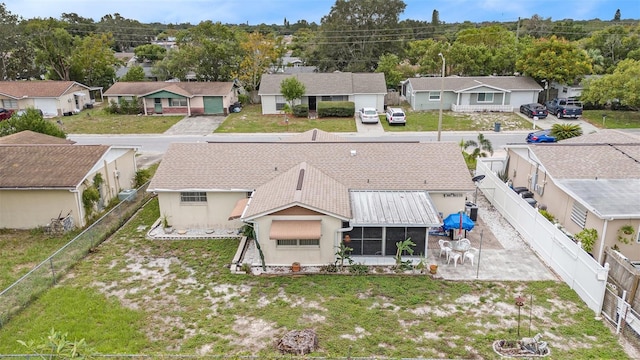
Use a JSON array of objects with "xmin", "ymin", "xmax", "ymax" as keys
[
  {"xmin": 385, "ymin": 107, "xmax": 406, "ymax": 125},
  {"xmin": 358, "ymin": 107, "xmax": 379, "ymax": 124}
]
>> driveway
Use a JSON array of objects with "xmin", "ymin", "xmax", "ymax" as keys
[
  {"xmin": 516, "ymin": 112, "xmax": 599, "ymax": 133},
  {"xmin": 163, "ymin": 115, "xmax": 226, "ymax": 135}
]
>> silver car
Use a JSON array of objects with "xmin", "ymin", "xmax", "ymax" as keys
[{"xmin": 359, "ymin": 107, "xmax": 379, "ymax": 124}]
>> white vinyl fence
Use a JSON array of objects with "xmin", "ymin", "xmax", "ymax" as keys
[{"xmin": 476, "ymin": 159, "xmax": 609, "ymax": 314}]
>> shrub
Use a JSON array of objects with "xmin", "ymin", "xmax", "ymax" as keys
[
  {"xmin": 292, "ymin": 104, "xmax": 309, "ymax": 117},
  {"xmin": 348, "ymin": 263, "xmax": 369, "ymax": 275},
  {"xmin": 238, "ymin": 93, "xmax": 250, "ymax": 105},
  {"xmin": 134, "ymin": 168, "xmax": 151, "ymax": 187},
  {"xmin": 575, "ymin": 228, "xmax": 598, "ymax": 254},
  {"xmin": 105, "ymin": 97, "xmax": 143, "ymax": 115},
  {"xmin": 317, "ymin": 101, "xmax": 355, "ymax": 117},
  {"xmin": 538, "ymin": 209, "xmax": 555, "ymax": 222}
]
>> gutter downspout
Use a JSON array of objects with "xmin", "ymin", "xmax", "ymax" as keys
[{"xmin": 598, "ymin": 218, "xmax": 611, "ymax": 264}]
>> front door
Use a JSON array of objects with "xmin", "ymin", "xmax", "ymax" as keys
[
  {"xmin": 308, "ymin": 96, "xmax": 317, "ymax": 111},
  {"xmin": 154, "ymin": 98, "xmax": 162, "ymax": 113}
]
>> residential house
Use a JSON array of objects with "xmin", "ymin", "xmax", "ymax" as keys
[
  {"xmin": 504, "ymin": 130, "xmax": 640, "ymax": 264},
  {"xmin": 147, "ymin": 129, "xmax": 475, "ymax": 266},
  {"xmin": 403, "ymin": 76, "xmax": 542, "ymax": 112},
  {"xmin": 0, "ymin": 81, "xmax": 96, "ymax": 117},
  {"xmin": 103, "ymin": 81, "xmax": 238, "ymax": 116},
  {"xmin": 258, "ymin": 73, "xmax": 387, "ymax": 114},
  {"xmin": 0, "ymin": 131, "xmax": 138, "ymax": 229}
]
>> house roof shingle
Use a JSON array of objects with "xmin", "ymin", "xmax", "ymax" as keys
[
  {"xmin": 0, "ymin": 130, "xmax": 75, "ymax": 145},
  {"xmin": 407, "ymin": 76, "xmax": 542, "ymax": 92},
  {"xmin": 103, "ymin": 81, "xmax": 235, "ymax": 97},
  {"xmin": 0, "ymin": 145, "xmax": 109, "ymax": 188},
  {"xmin": 0, "ymin": 81, "xmax": 89, "ymax": 99},
  {"xmin": 258, "ymin": 72, "xmax": 386, "ymax": 96},
  {"xmin": 148, "ymin": 141, "xmax": 475, "ymax": 193}
]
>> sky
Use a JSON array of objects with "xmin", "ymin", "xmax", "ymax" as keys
[{"xmin": 4, "ymin": 0, "xmax": 639, "ymax": 25}]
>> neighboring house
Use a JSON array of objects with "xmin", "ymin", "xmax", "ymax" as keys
[
  {"xmin": 0, "ymin": 131, "xmax": 138, "ymax": 229},
  {"xmin": 0, "ymin": 81, "xmax": 96, "ymax": 117},
  {"xmin": 258, "ymin": 72, "xmax": 387, "ymax": 114},
  {"xmin": 403, "ymin": 76, "xmax": 542, "ymax": 112},
  {"xmin": 115, "ymin": 63, "xmax": 158, "ymax": 81},
  {"xmin": 271, "ymin": 52, "xmax": 318, "ymax": 74},
  {"xmin": 147, "ymin": 129, "xmax": 475, "ymax": 266},
  {"xmin": 103, "ymin": 81, "xmax": 238, "ymax": 116},
  {"xmin": 504, "ymin": 130, "xmax": 640, "ymax": 264},
  {"xmin": 549, "ymin": 76, "xmax": 600, "ymax": 101}
]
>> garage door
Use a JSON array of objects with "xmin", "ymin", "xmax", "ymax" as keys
[
  {"xmin": 33, "ymin": 98, "xmax": 58, "ymax": 117},
  {"xmin": 203, "ymin": 96, "xmax": 223, "ymax": 114}
]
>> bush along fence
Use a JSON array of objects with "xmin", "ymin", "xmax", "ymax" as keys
[{"xmin": 0, "ymin": 183, "xmax": 153, "ymax": 328}]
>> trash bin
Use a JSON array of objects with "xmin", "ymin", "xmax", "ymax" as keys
[
  {"xmin": 494, "ymin": 122, "xmax": 501, "ymax": 132},
  {"xmin": 466, "ymin": 202, "xmax": 478, "ymax": 221}
]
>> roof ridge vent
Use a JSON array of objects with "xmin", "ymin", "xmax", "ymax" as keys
[
  {"xmin": 312, "ymin": 129, "xmax": 318, "ymax": 141},
  {"xmin": 296, "ymin": 169, "xmax": 305, "ymax": 190}
]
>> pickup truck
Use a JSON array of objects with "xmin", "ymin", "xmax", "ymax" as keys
[
  {"xmin": 0, "ymin": 108, "xmax": 14, "ymax": 121},
  {"xmin": 545, "ymin": 98, "xmax": 582, "ymax": 119}
]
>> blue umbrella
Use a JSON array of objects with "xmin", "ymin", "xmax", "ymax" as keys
[{"xmin": 442, "ymin": 212, "xmax": 475, "ymax": 232}]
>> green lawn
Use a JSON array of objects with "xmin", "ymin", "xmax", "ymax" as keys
[
  {"xmin": 582, "ymin": 110, "xmax": 640, "ymax": 129},
  {"xmin": 0, "ymin": 199, "xmax": 629, "ymax": 359},
  {"xmin": 60, "ymin": 105, "xmax": 184, "ymax": 134}
]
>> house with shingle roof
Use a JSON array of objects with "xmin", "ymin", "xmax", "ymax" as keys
[
  {"xmin": 403, "ymin": 76, "xmax": 543, "ymax": 112},
  {"xmin": 258, "ymin": 73, "xmax": 387, "ymax": 115},
  {"xmin": 103, "ymin": 81, "xmax": 238, "ymax": 116},
  {"xmin": 0, "ymin": 131, "xmax": 138, "ymax": 229},
  {"xmin": 505, "ymin": 130, "xmax": 640, "ymax": 263},
  {"xmin": 0, "ymin": 81, "xmax": 95, "ymax": 117},
  {"xmin": 147, "ymin": 129, "xmax": 475, "ymax": 266}
]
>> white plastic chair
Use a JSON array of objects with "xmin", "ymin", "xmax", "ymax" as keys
[
  {"xmin": 463, "ymin": 247, "xmax": 478, "ymax": 266},
  {"xmin": 447, "ymin": 252, "xmax": 461, "ymax": 267},
  {"xmin": 439, "ymin": 239, "xmax": 452, "ymax": 260},
  {"xmin": 459, "ymin": 238, "xmax": 471, "ymax": 249}
]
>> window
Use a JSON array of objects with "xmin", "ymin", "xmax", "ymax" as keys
[
  {"xmin": 429, "ymin": 91, "xmax": 440, "ymax": 101},
  {"xmin": 477, "ymin": 93, "xmax": 494, "ymax": 102},
  {"xmin": 321, "ymin": 95, "xmax": 347, "ymax": 101},
  {"xmin": 2, "ymin": 99, "xmax": 17, "ymax": 109},
  {"xmin": 180, "ymin": 192, "xmax": 207, "ymax": 203},
  {"xmin": 275, "ymin": 95, "xmax": 286, "ymax": 110},
  {"xmin": 276, "ymin": 239, "xmax": 319, "ymax": 246},
  {"xmin": 169, "ymin": 98, "xmax": 187, "ymax": 107}
]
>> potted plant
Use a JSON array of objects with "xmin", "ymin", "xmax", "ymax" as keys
[
  {"xmin": 429, "ymin": 264, "xmax": 438, "ymax": 274},
  {"xmin": 617, "ymin": 225, "xmax": 635, "ymax": 244},
  {"xmin": 291, "ymin": 262, "xmax": 301, "ymax": 272}
]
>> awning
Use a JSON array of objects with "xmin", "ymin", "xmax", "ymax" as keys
[
  {"xmin": 269, "ymin": 220, "xmax": 321, "ymax": 240},
  {"xmin": 228, "ymin": 198, "xmax": 249, "ymax": 220}
]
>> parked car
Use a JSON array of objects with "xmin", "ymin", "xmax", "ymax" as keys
[
  {"xmin": 526, "ymin": 129, "xmax": 556, "ymax": 143},
  {"xmin": 0, "ymin": 108, "xmax": 14, "ymax": 121},
  {"xmin": 519, "ymin": 103, "xmax": 548, "ymax": 119},
  {"xmin": 545, "ymin": 98, "xmax": 582, "ymax": 119},
  {"xmin": 385, "ymin": 107, "xmax": 406, "ymax": 125},
  {"xmin": 358, "ymin": 107, "xmax": 379, "ymax": 124}
]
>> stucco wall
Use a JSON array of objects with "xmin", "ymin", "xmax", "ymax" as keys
[
  {"xmin": 251, "ymin": 215, "xmax": 342, "ymax": 266},
  {"xmin": 0, "ymin": 190, "xmax": 81, "ymax": 229},
  {"xmin": 429, "ymin": 192, "xmax": 468, "ymax": 219},
  {"xmin": 157, "ymin": 191, "xmax": 247, "ymax": 230}
]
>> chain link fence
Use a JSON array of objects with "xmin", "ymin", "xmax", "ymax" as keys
[{"xmin": 0, "ymin": 183, "xmax": 153, "ymax": 328}]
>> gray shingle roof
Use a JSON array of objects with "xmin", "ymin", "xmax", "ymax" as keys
[
  {"xmin": 0, "ymin": 145, "xmax": 109, "ymax": 188},
  {"xmin": 0, "ymin": 81, "xmax": 89, "ymax": 99},
  {"xmin": 407, "ymin": 76, "xmax": 542, "ymax": 92},
  {"xmin": 258, "ymin": 72, "xmax": 386, "ymax": 96}
]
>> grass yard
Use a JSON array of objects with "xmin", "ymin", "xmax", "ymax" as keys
[
  {"xmin": 216, "ymin": 104, "xmax": 356, "ymax": 133},
  {"xmin": 382, "ymin": 109, "xmax": 532, "ymax": 132},
  {"xmin": 0, "ymin": 199, "xmax": 630, "ymax": 358},
  {"xmin": 582, "ymin": 110, "xmax": 640, "ymax": 129},
  {"xmin": 58, "ymin": 105, "xmax": 184, "ymax": 134}
]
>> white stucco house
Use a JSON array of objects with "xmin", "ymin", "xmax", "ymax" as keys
[
  {"xmin": 402, "ymin": 76, "xmax": 543, "ymax": 112},
  {"xmin": 147, "ymin": 129, "xmax": 476, "ymax": 267},
  {"xmin": 258, "ymin": 73, "xmax": 387, "ymax": 114},
  {"xmin": 0, "ymin": 81, "xmax": 95, "ymax": 117}
]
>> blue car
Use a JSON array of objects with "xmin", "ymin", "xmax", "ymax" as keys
[{"xmin": 526, "ymin": 130, "xmax": 556, "ymax": 143}]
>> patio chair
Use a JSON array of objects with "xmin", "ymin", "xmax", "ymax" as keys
[
  {"xmin": 439, "ymin": 239, "xmax": 452, "ymax": 260},
  {"xmin": 447, "ymin": 252, "xmax": 462, "ymax": 267},
  {"xmin": 459, "ymin": 238, "xmax": 471, "ymax": 248},
  {"xmin": 463, "ymin": 247, "xmax": 478, "ymax": 266}
]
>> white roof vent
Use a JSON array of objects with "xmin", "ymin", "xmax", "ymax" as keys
[{"xmin": 350, "ymin": 150, "xmax": 357, "ymax": 156}]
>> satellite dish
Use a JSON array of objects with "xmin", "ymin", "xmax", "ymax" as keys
[{"xmin": 472, "ymin": 175, "xmax": 486, "ymax": 183}]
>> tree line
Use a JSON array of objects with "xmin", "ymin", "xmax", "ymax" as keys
[{"xmin": 0, "ymin": 0, "xmax": 638, "ymax": 108}]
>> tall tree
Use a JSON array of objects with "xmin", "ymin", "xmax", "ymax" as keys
[
  {"xmin": 376, "ymin": 54, "xmax": 403, "ymax": 89},
  {"xmin": 0, "ymin": 4, "xmax": 23, "ymax": 80},
  {"xmin": 614, "ymin": 9, "xmax": 621, "ymax": 21},
  {"xmin": 26, "ymin": 19, "xmax": 75, "ymax": 80},
  {"xmin": 582, "ymin": 25, "xmax": 640, "ymax": 71},
  {"xmin": 313, "ymin": 0, "xmax": 406, "ymax": 72},
  {"xmin": 236, "ymin": 32, "xmax": 283, "ymax": 92},
  {"xmin": 70, "ymin": 33, "xmax": 119, "ymax": 88},
  {"xmin": 580, "ymin": 59, "xmax": 640, "ymax": 109},
  {"xmin": 61, "ymin": 12, "xmax": 96, "ymax": 37},
  {"xmin": 516, "ymin": 35, "xmax": 592, "ymax": 85},
  {"xmin": 133, "ymin": 44, "xmax": 167, "ymax": 62},
  {"xmin": 453, "ymin": 25, "xmax": 518, "ymax": 75},
  {"xmin": 97, "ymin": 13, "xmax": 155, "ymax": 51},
  {"xmin": 280, "ymin": 77, "xmax": 305, "ymax": 110},
  {"xmin": 119, "ymin": 65, "xmax": 145, "ymax": 81}
]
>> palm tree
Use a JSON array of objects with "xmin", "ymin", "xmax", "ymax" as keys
[
  {"xmin": 463, "ymin": 133, "xmax": 494, "ymax": 158},
  {"xmin": 551, "ymin": 123, "xmax": 583, "ymax": 140}
]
